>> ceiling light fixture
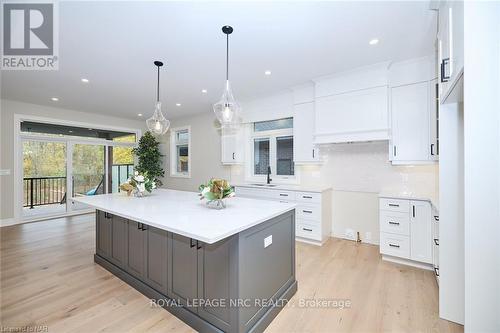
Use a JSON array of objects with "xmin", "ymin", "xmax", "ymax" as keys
[
  {"xmin": 146, "ymin": 61, "xmax": 170, "ymax": 135},
  {"xmin": 176, "ymin": 103, "xmax": 181, "ymax": 107},
  {"xmin": 264, "ymin": 70, "xmax": 271, "ymax": 75},
  {"xmin": 51, "ymin": 97, "xmax": 59, "ymax": 101},
  {"xmin": 369, "ymin": 38, "xmax": 379, "ymax": 45},
  {"xmin": 202, "ymin": 89, "xmax": 207, "ymax": 94},
  {"xmin": 213, "ymin": 25, "xmax": 241, "ymax": 128},
  {"xmin": 137, "ymin": 113, "xmax": 143, "ymax": 117},
  {"xmin": 81, "ymin": 78, "xmax": 89, "ymax": 83}
]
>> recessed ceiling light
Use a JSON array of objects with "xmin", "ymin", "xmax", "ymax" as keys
[
  {"xmin": 137, "ymin": 113, "xmax": 143, "ymax": 117},
  {"xmin": 51, "ymin": 97, "xmax": 59, "ymax": 101},
  {"xmin": 201, "ymin": 89, "xmax": 207, "ymax": 93},
  {"xmin": 176, "ymin": 103, "xmax": 181, "ymax": 107},
  {"xmin": 68, "ymin": 130, "xmax": 73, "ymax": 133},
  {"xmin": 264, "ymin": 70, "xmax": 271, "ymax": 75},
  {"xmin": 369, "ymin": 38, "xmax": 379, "ymax": 45},
  {"xmin": 81, "ymin": 78, "xmax": 89, "ymax": 83}
]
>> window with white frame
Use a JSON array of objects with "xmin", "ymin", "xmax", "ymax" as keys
[
  {"xmin": 170, "ymin": 126, "xmax": 191, "ymax": 178},
  {"xmin": 251, "ymin": 118, "xmax": 295, "ymax": 181}
]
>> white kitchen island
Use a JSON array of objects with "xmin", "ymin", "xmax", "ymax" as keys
[{"xmin": 73, "ymin": 189, "xmax": 297, "ymax": 333}]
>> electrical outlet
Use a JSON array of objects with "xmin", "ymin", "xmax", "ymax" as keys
[
  {"xmin": 0, "ymin": 169, "xmax": 10, "ymax": 176},
  {"xmin": 344, "ymin": 229, "xmax": 356, "ymax": 241},
  {"xmin": 264, "ymin": 235, "xmax": 272, "ymax": 248}
]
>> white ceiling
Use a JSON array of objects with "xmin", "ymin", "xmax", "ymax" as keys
[{"xmin": 1, "ymin": 1, "xmax": 436, "ymax": 120}]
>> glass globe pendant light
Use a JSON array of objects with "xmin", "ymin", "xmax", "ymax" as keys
[
  {"xmin": 146, "ymin": 61, "xmax": 170, "ymax": 135},
  {"xmin": 213, "ymin": 25, "xmax": 241, "ymax": 128}
]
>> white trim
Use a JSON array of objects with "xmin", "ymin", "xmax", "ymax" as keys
[
  {"xmin": 13, "ymin": 113, "xmax": 141, "ymax": 222},
  {"xmin": 381, "ymin": 254, "xmax": 434, "ymax": 271},
  {"xmin": 0, "ymin": 209, "xmax": 93, "ymax": 227},
  {"xmin": 170, "ymin": 126, "xmax": 191, "ymax": 178}
]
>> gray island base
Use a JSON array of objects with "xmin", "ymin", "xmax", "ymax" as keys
[{"xmin": 94, "ymin": 209, "xmax": 297, "ymax": 333}]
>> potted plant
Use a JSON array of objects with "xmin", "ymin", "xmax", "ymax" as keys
[
  {"xmin": 199, "ymin": 178, "xmax": 235, "ymax": 209},
  {"xmin": 132, "ymin": 131, "xmax": 165, "ymax": 187}
]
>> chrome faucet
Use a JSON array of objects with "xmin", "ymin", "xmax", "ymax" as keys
[{"xmin": 266, "ymin": 166, "xmax": 272, "ymax": 184}]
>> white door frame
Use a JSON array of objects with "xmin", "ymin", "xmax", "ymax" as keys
[{"xmin": 13, "ymin": 114, "xmax": 141, "ymax": 223}]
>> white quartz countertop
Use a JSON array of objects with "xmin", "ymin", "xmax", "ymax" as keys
[
  {"xmin": 234, "ymin": 183, "xmax": 332, "ymax": 193},
  {"xmin": 73, "ymin": 189, "xmax": 296, "ymax": 244}
]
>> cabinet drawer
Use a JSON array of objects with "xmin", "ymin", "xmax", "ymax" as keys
[
  {"xmin": 379, "ymin": 198, "xmax": 410, "ymax": 213},
  {"xmin": 296, "ymin": 204, "xmax": 321, "ymax": 221},
  {"xmin": 380, "ymin": 232, "xmax": 410, "ymax": 259},
  {"xmin": 379, "ymin": 211, "xmax": 410, "ymax": 236},
  {"xmin": 271, "ymin": 190, "xmax": 296, "ymax": 201},
  {"xmin": 296, "ymin": 222, "xmax": 321, "ymax": 241},
  {"xmin": 296, "ymin": 192, "xmax": 321, "ymax": 204}
]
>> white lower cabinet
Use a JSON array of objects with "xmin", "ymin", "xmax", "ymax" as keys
[
  {"xmin": 379, "ymin": 197, "xmax": 433, "ymax": 268},
  {"xmin": 235, "ymin": 186, "xmax": 332, "ymax": 245}
]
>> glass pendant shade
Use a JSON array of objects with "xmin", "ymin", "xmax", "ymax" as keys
[
  {"xmin": 146, "ymin": 101, "xmax": 170, "ymax": 135},
  {"xmin": 213, "ymin": 80, "xmax": 241, "ymax": 128}
]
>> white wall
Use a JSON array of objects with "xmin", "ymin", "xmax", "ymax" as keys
[
  {"xmin": 0, "ymin": 99, "xmax": 145, "ymax": 220},
  {"xmin": 463, "ymin": 2, "xmax": 500, "ymax": 331},
  {"xmin": 158, "ymin": 111, "xmax": 231, "ymax": 192}
]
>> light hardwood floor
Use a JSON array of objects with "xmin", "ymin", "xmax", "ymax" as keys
[{"xmin": 0, "ymin": 214, "xmax": 463, "ymax": 333}]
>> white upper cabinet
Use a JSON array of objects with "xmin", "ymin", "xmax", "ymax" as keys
[
  {"xmin": 292, "ymin": 84, "xmax": 321, "ymax": 164},
  {"xmin": 438, "ymin": 0, "xmax": 464, "ymax": 103},
  {"xmin": 389, "ymin": 57, "xmax": 438, "ymax": 164},
  {"xmin": 293, "ymin": 102, "xmax": 320, "ymax": 163},
  {"xmin": 221, "ymin": 128, "xmax": 244, "ymax": 165},
  {"xmin": 391, "ymin": 82, "xmax": 431, "ymax": 163},
  {"xmin": 313, "ymin": 63, "xmax": 390, "ymax": 144}
]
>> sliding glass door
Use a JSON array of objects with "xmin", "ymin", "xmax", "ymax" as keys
[
  {"xmin": 70, "ymin": 143, "xmax": 106, "ymax": 211},
  {"xmin": 22, "ymin": 139, "xmax": 67, "ymax": 218}
]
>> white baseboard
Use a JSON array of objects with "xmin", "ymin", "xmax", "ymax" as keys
[
  {"xmin": 0, "ymin": 210, "xmax": 94, "ymax": 228},
  {"xmin": 0, "ymin": 218, "xmax": 17, "ymax": 227},
  {"xmin": 381, "ymin": 254, "xmax": 434, "ymax": 271},
  {"xmin": 331, "ymin": 231, "xmax": 380, "ymax": 246}
]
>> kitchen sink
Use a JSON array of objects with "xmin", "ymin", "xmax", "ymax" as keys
[{"xmin": 251, "ymin": 183, "xmax": 278, "ymax": 187}]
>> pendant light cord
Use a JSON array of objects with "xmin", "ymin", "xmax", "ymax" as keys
[
  {"xmin": 156, "ymin": 65, "xmax": 160, "ymax": 102},
  {"xmin": 226, "ymin": 33, "xmax": 229, "ymax": 81}
]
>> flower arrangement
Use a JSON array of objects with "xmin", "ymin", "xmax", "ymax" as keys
[
  {"xmin": 198, "ymin": 178, "xmax": 235, "ymax": 209},
  {"xmin": 120, "ymin": 171, "xmax": 156, "ymax": 197}
]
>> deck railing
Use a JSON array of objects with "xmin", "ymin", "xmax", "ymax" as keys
[{"xmin": 23, "ymin": 164, "xmax": 134, "ymax": 209}]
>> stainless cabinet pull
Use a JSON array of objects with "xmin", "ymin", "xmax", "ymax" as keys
[
  {"xmin": 434, "ymin": 238, "xmax": 439, "ymax": 246},
  {"xmin": 279, "ymin": 193, "xmax": 288, "ymax": 197},
  {"xmin": 389, "ymin": 221, "xmax": 400, "ymax": 225},
  {"xmin": 190, "ymin": 238, "xmax": 196, "ymax": 248},
  {"xmin": 441, "ymin": 58, "xmax": 450, "ymax": 82},
  {"xmin": 312, "ymin": 149, "xmax": 315, "ymax": 158},
  {"xmin": 431, "ymin": 143, "xmax": 435, "ymax": 156},
  {"xmin": 412, "ymin": 205, "xmax": 416, "ymax": 218},
  {"xmin": 232, "ymin": 152, "xmax": 235, "ymax": 160},
  {"xmin": 196, "ymin": 241, "xmax": 202, "ymax": 250},
  {"xmin": 393, "ymin": 145, "xmax": 397, "ymax": 156},
  {"xmin": 434, "ymin": 216, "xmax": 440, "ymax": 222},
  {"xmin": 388, "ymin": 204, "xmax": 399, "ymax": 207},
  {"xmin": 302, "ymin": 228, "xmax": 313, "ymax": 232},
  {"xmin": 303, "ymin": 195, "xmax": 312, "ymax": 199},
  {"xmin": 389, "ymin": 243, "xmax": 400, "ymax": 248},
  {"xmin": 434, "ymin": 267, "xmax": 440, "ymax": 277},
  {"xmin": 302, "ymin": 210, "xmax": 313, "ymax": 214}
]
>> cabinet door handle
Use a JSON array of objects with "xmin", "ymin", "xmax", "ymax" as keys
[
  {"xmin": 104, "ymin": 212, "xmax": 112, "ymax": 219},
  {"xmin": 190, "ymin": 238, "xmax": 196, "ymax": 248},
  {"xmin": 312, "ymin": 149, "xmax": 315, "ymax": 158},
  {"xmin": 434, "ymin": 215, "xmax": 440, "ymax": 222},
  {"xmin": 434, "ymin": 238, "xmax": 439, "ymax": 246},
  {"xmin": 232, "ymin": 152, "xmax": 235, "ymax": 160},
  {"xmin": 393, "ymin": 145, "xmax": 397, "ymax": 157},
  {"xmin": 388, "ymin": 203, "xmax": 399, "ymax": 207},
  {"xmin": 196, "ymin": 241, "xmax": 202, "ymax": 250},
  {"xmin": 279, "ymin": 193, "xmax": 288, "ymax": 197},
  {"xmin": 142, "ymin": 224, "xmax": 148, "ymax": 231},
  {"xmin": 389, "ymin": 243, "xmax": 400, "ymax": 248},
  {"xmin": 434, "ymin": 267, "xmax": 440, "ymax": 277},
  {"xmin": 302, "ymin": 228, "xmax": 313, "ymax": 232},
  {"xmin": 441, "ymin": 58, "xmax": 450, "ymax": 82},
  {"xmin": 389, "ymin": 221, "xmax": 400, "ymax": 225},
  {"xmin": 137, "ymin": 222, "xmax": 141, "ymax": 230},
  {"xmin": 431, "ymin": 143, "xmax": 435, "ymax": 156},
  {"xmin": 412, "ymin": 205, "xmax": 416, "ymax": 218},
  {"xmin": 303, "ymin": 195, "xmax": 312, "ymax": 199},
  {"xmin": 302, "ymin": 210, "xmax": 313, "ymax": 214}
]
